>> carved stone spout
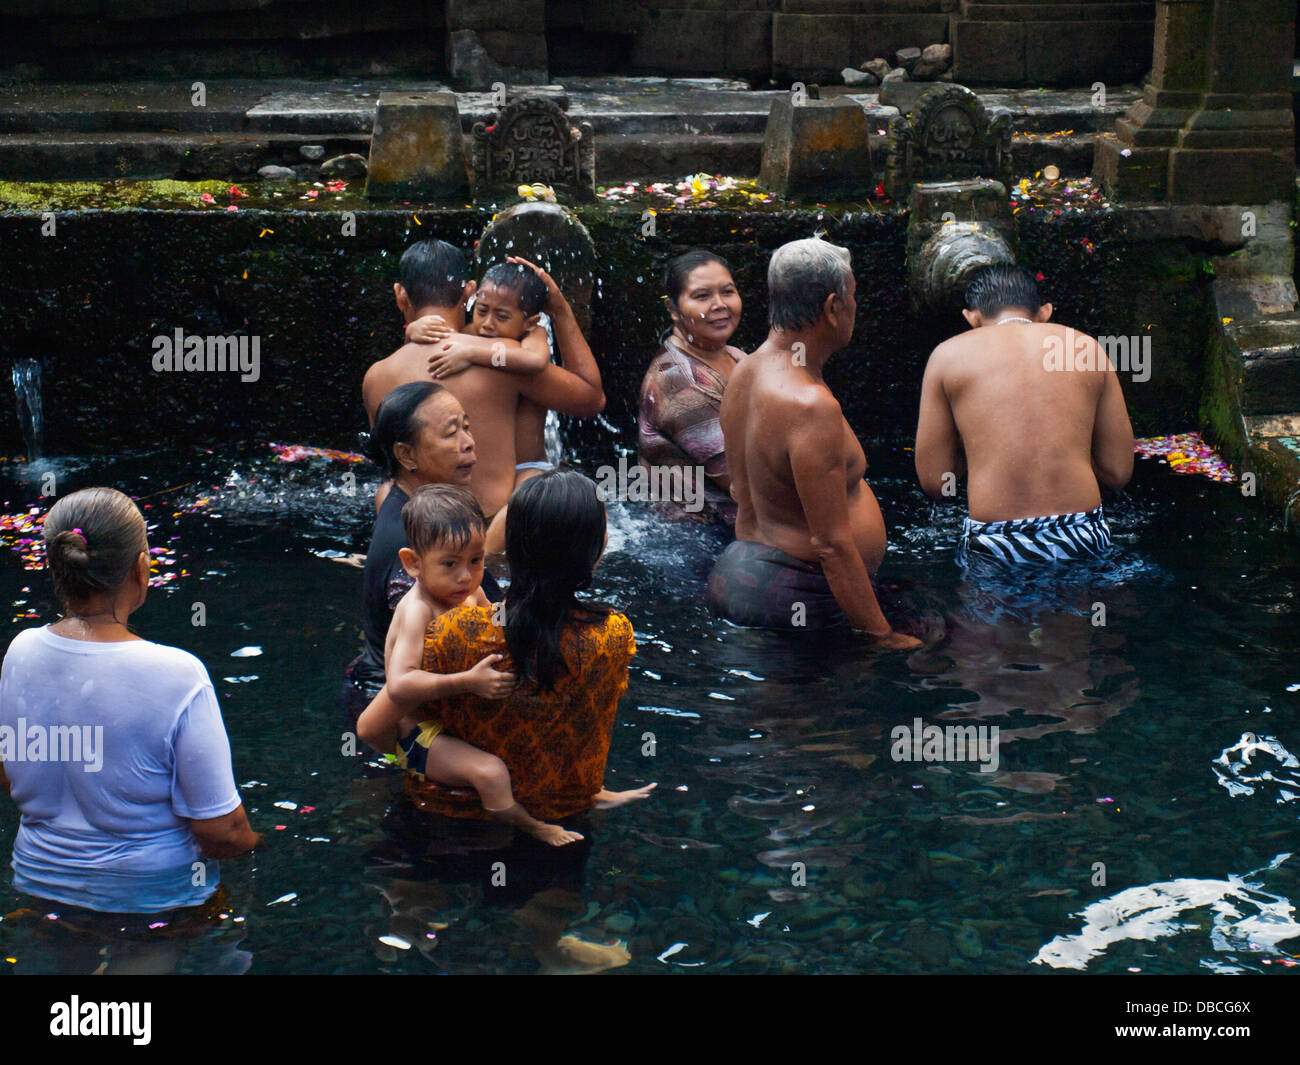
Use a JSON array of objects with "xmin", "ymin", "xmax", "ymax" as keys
[
  {"xmin": 474, "ymin": 199, "xmax": 598, "ymax": 331},
  {"xmin": 911, "ymin": 221, "xmax": 1016, "ymax": 315}
]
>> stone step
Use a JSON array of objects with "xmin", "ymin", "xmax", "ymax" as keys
[
  {"xmin": 597, "ymin": 133, "xmax": 765, "ymax": 183},
  {"xmin": 0, "ymin": 131, "xmax": 371, "ymax": 182},
  {"xmin": 0, "ymin": 126, "xmax": 1100, "ymax": 186},
  {"xmin": 1232, "ymin": 316, "xmax": 1300, "ymax": 417},
  {"xmin": 958, "ymin": 2, "xmax": 1153, "ymax": 19}
]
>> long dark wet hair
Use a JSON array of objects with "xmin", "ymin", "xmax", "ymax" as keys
[{"xmin": 503, "ymin": 470, "xmax": 612, "ymax": 693}]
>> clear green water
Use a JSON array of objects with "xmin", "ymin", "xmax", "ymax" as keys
[{"xmin": 1, "ymin": 441, "xmax": 1298, "ymax": 975}]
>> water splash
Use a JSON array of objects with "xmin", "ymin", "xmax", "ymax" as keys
[{"xmin": 11, "ymin": 359, "xmax": 43, "ymax": 460}]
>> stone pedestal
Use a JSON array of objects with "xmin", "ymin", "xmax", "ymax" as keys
[
  {"xmin": 758, "ymin": 96, "xmax": 872, "ymax": 201},
  {"xmin": 365, "ymin": 93, "xmax": 471, "ymax": 202},
  {"xmin": 446, "ymin": 0, "xmax": 547, "ymax": 89},
  {"xmin": 1095, "ymin": 0, "xmax": 1295, "ymax": 204}
]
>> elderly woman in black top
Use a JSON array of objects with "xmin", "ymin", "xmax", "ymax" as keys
[{"xmin": 346, "ymin": 382, "xmax": 481, "ymax": 711}]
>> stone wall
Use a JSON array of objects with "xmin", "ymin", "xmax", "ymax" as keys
[
  {"xmin": 0, "ymin": 0, "xmax": 447, "ymax": 79},
  {"xmin": 2, "ymin": 0, "xmax": 1158, "ymax": 88},
  {"xmin": 0, "ymin": 197, "xmax": 1211, "ymax": 455}
]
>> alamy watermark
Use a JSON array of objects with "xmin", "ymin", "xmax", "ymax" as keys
[
  {"xmin": 0, "ymin": 720, "xmax": 103, "ymax": 772},
  {"xmin": 595, "ymin": 456, "xmax": 704, "ymax": 513},
  {"xmin": 152, "ymin": 328, "xmax": 261, "ymax": 382},
  {"xmin": 1042, "ymin": 328, "xmax": 1150, "ymax": 383},
  {"xmin": 890, "ymin": 717, "xmax": 999, "ymax": 773}
]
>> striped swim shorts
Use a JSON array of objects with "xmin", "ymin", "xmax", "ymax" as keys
[{"xmin": 957, "ymin": 505, "xmax": 1114, "ymax": 566}]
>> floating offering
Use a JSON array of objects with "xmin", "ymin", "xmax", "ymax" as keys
[
  {"xmin": 0, "ymin": 500, "xmax": 191, "ymax": 591},
  {"xmin": 270, "ymin": 443, "xmax": 368, "ymax": 464},
  {"xmin": 1133, "ymin": 431, "xmax": 1236, "ymax": 483}
]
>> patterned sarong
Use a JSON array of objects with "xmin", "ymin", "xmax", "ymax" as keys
[{"xmin": 957, "ymin": 505, "xmax": 1113, "ymax": 566}]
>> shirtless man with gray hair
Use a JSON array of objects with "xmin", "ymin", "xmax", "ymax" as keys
[{"xmin": 708, "ymin": 237, "xmax": 919, "ymax": 649}]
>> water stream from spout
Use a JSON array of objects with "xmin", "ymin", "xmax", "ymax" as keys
[{"xmin": 12, "ymin": 358, "xmax": 43, "ymax": 460}]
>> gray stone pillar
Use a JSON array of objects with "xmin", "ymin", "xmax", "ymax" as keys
[{"xmin": 1095, "ymin": 0, "xmax": 1295, "ymax": 204}]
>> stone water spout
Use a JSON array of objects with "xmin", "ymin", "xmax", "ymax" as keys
[
  {"xmin": 475, "ymin": 200, "xmax": 600, "ymax": 464},
  {"xmin": 905, "ymin": 178, "xmax": 1015, "ymax": 315},
  {"xmin": 474, "ymin": 199, "xmax": 598, "ymax": 332},
  {"xmin": 885, "ymin": 85, "xmax": 1018, "ymax": 315}
]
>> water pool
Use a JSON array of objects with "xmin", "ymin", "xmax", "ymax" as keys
[{"xmin": 0, "ymin": 440, "xmax": 1297, "ymax": 975}]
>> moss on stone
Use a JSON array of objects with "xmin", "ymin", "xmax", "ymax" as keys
[{"xmin": 0, "ymin": 179, "xmax": 377, "ymax": 211}]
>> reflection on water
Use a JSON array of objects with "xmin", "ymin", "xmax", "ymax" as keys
[
  {"xmin": 1034, "ymin": 853, "xmax": 1300, "ymax": 973},
  {"xmin": 0, "ymin": 443, "xmax": 1298, "ymax": 974}
]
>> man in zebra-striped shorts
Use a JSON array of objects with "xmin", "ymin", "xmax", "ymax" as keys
[{"xmin": 914, "ymin": 264, "xmax": 1134, "ymax": 566}]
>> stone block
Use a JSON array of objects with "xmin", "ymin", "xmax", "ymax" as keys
[
  {"xmin": 447, "ymin": 29, "xmax": 546, "ymax": 89},
  {"xmin": 951, "ymin": 17, "xmax": 1024, "ymax": 84},
  {"xmin": 631, "ymin": 11, "xmax": 730, "ymax": 74},
  {"xmin": 772, "ymin": 14, "xmax": 854, "ymax": 81},
  {"xmin": 583, "ymin": 0, "xmax": 640, "ymax": 33},
  {"xmin": 366, "ymin": 92, "xmax": 471, "ymax": 201},
  {"xmin": 1167, "ymin": 147, "xmax": 1295, "ymax": 206},
  {"xmin": 726, "ymin": 10, "xmax": 774, "ymax": 78},
  {"xmin": 480, "ymin": 30, "xmax": 548, "ymax": 69},
  {"xmin": 879, "ymin": 77, "xmax": 928, "ymax": 113},
  {"xmin": 1023, "ymin": 21, "xmax": 1153, "ymax": 86},
  {"xmin": 446, "ymin": 0, "xmax": 544, "ymax": 31},
  {"xmin": 1093, "ymin": 135, "xmax": 1167, "ymax": 200},
  {"xmin": 758, "ymin": 95, "xmax": 873, "ymax": 199}
]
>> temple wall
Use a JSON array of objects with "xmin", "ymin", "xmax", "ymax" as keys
[{"xmin": 1, "ymin": 1, "xmax": 1157, "ymax": 87}]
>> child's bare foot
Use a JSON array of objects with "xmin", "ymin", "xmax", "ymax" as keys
[
  {"xmin": 528, "ymin": 821, "xmax": 585, "ymax": 847},
  {"xmin": 488, "ymin": 801, "xmax": 584, "ymax": 846},
  {"xmin": 593, "ymin": 782, "xmax": 658, "ymax": 809}
]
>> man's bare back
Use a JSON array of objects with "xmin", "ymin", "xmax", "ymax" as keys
[
  {"xmin": 916, "ymin": 321, "xmax": 1134, "ymax": 523},
  {"xmin": 724, "ymin": 346, "xmax": 886, "ymax": 573}
]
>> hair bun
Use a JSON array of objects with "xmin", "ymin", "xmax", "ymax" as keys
[{"xmin": 55, "ymin": 527, "xmax": 89, "ymax": 556}]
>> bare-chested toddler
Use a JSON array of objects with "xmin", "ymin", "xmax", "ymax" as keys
[{"xmin": 376, "ymin": 482, "xmax": 583, "ymax": 846}]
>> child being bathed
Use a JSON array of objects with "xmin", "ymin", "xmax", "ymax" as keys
[
  {"xmin": 407, "ymin": 258, "xmax": 579, "ymax": 554},
  {"xmin": 372, "ymin": 483, "xmax": 583, "ymax": 846}
]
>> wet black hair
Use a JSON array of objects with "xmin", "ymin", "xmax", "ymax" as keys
[
  {"xmin": 403, "ymin": 483, "xmax": 485, "ymax": 556},
  {"xmin": 663, "ymin": 248, "xmax": 733, "ymax": 309},
  {"xmin": 368, "ymin": 381, "xmax": 449, "ymax": 479},
  {"xmin": 502, "ymin": 470, "xmax": 613, "ymax": 693},
  {"xmin": 399, "ymin": 239, "xmax": 470, "ymax": 310},
  {"xmin": 479, "ymin": 262, "xmax": 548, "ymax": 316},
  {"xmin": 965, "ymin": 263, "xmax": 1042, "ymax": 317}
]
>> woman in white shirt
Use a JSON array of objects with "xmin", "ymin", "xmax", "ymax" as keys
[{"xmin": 0, "ymin": 487, "xmax": 260, "ymax": 921}]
